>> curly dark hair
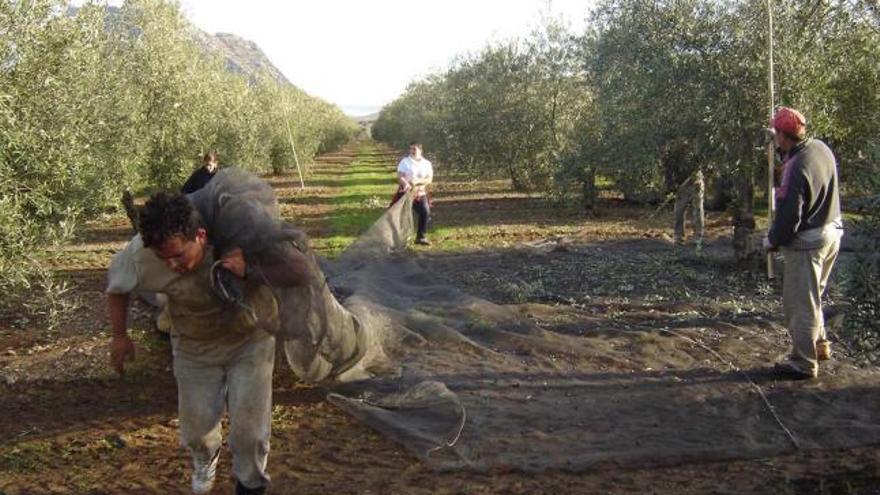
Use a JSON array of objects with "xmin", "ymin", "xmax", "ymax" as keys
[{"xmin": 139, "ymin": 191, "xmax": 203, "ymax": 248}]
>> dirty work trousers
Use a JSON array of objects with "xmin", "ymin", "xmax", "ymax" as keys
[
  {"xmin": 673, "ymin": 172, "xmax": 705, "ymax": 245},
  {"xmin": 172, "ymin": 331, "xmax": 275, "ymax": 490},
  {"xmin": 782, "ymin": 236, "xmax": 841, "ymax": 374}
]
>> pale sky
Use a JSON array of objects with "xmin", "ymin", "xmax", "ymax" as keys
[
  {"xmin": 81, "ymin": 1, "xmax": 593, "ymax": 116},
  {"xmin": 180, "ymin": 0, "xmax": 592, "ymax": 115}
]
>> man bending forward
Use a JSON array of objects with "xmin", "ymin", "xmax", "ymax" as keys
[{"xmin": 107, "ymin": 191, "xmax": 309, "ymax": 494}]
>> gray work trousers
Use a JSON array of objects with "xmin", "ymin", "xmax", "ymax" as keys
[
  {"xmin": 172, "ymin": 331, "xmax": 275, "ymax": 490},
  {"xmin": 673, "ymin": 172, "xmax": 705, "ymax": 244},
  {"xmin": 782, "ymin": 237, "xmax": 840, "ymax": 374}
]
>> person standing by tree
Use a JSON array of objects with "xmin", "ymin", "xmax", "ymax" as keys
[
  {"xmin": 182, "ymin": 151, "xmax": 220, "ymax": 194},
  {"xmin": 665, "ymin": 139, "xmax": 705, "ymax": 250},
  {"xmin": 397, "ymin": 142, "xmax": 434, "ymax": 245},
  {"xmin": 107, "ymin": 191, "xmax": 310, "ymax": 494},
  {"xmin": 763, "ymin": 107, "xmax": 843, "ymax": 380}
]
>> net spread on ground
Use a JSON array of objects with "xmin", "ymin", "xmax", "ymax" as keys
[{"xmin": 197, "ymin": 168, "xmax": 880, "ymax": 472}]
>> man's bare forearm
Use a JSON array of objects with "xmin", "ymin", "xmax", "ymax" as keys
[
  {"xmin": 397, "ymin": 173, "xmax": 411, "ymax": 189},
  {"xmin": 107, "ymin": 292, "xmax": 136, "ymax": 375},
  {"xmin": 108, "ymin": 293, "xmax": 130, "ymax": 336}
]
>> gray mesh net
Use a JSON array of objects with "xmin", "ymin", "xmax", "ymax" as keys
[{"xmin": 192, "ymin": 168, "xmax": 880, "ymax": 472}]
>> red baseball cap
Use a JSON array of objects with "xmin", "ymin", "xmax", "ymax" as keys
[{"xmin": 772, "ymin": 107, "xmax": 807, "ymax": 136}]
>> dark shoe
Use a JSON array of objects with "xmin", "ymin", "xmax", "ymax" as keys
[
  {"xmin": 415, "ymin": 238, "xmax": 431, "ymax": 246},
  {"xmin": 773, "ymin": 360, "xmax": 817, "ymax": 380},
  {"xmin": 236, "ymin": 481, "xmax": 267, "ymax": 495},
  {"xmin": 816, "ymin": 340, "xmax": 832, "ymax": 361}
]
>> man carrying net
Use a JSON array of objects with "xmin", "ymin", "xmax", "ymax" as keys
[{"xmin": 108, "ymin": 165, "xmax": 373, "ymax": 493}]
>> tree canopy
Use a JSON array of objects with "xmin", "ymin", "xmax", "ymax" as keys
[{"xmin": 0, "ymin": 0, "xmax": 358, "ymax": 308}]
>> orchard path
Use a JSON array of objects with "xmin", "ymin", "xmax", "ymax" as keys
[{"xmin": 1, "ymin": 141, "xmax": 879, "ymax": 494}]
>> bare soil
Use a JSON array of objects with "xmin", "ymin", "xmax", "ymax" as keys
[{"xmin": 1, "ymin": 141, "xmax": 878, "ymax": 494}]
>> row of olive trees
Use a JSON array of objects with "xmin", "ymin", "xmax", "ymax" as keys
[
  {"xmin": 0, "ymin": 0, "xmax": 357, "ymax": 313},
  {"xmin": 373, "ymin": 0, "xmax": 879, "ymax": 358},
  {"xmin": 373, "ymin": 0, "xmax": 878, "ymax": 209},
  {"xmin": 374, "ymin": 18, "xmax": 591, "ymax": 193},
  {"xmin": 556, "ymin": 0, "xmax": 879, "ymax": 361},
  {"xmin": 585, "ymin": 0, "xmax": 879, "ymax": 248}
]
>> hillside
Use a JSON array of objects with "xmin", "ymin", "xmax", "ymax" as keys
[
  {"xmin": 69, "ymin": 5, "xmax": 294, "ymax": 89},
  {"xmin": 353, "ymin": 111, "xmax": 380, "ymax": 123},
  {"xmin": 194, "ymin": 31, "xmax": 291, "ymax": 86}
]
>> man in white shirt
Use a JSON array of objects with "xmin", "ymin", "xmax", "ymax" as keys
[{"xmin": 396, "ymin": 142, "xmax": 434, "ymax": 245}]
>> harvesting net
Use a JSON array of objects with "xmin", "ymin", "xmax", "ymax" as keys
[{"xmin": 195, "ymin": 168, "xmax": 880, "ymax": 472}]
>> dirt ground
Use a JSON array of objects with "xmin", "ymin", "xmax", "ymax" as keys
[{"xmin": 1, "ymin": 142, "xmax": 879, "ymax": 494}]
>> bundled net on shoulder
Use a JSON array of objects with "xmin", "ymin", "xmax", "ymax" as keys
[
  {"xmin": 190, "ymin": 168, "xmax": 365, "ymax": 382},
  {"xmin": 191, "ymin": 168, "xmax": 880, "ymax": 472}
]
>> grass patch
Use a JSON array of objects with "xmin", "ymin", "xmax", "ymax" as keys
[
  {"xmin": 300, "ymin": 141, "xmax": 592, "ymax": 254},
  {"xmin": 1, "ymin": 440, "xmax": 54, "ymax": 473},
  {"xmin": 310, "ymin": 143, "xmax": 398, "ymax": 256}
]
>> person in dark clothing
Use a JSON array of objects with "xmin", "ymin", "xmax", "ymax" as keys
[
  {"xmin": 763, "ymin": 107, "xmax": 843, "ymax": 380},
  {"xmin": 182, "ymin": 151, "xmax": 220, "ymax": 194}
]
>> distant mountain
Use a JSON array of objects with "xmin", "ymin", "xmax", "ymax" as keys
[
  {"xmin": 70, "ymin": 5, "xmax": 293, "ymax": 88},
  {"xmin": 353, "ymin": 112, "xmax": 380, "ymax": 123},
  {"xmin": 194, "ymin": 31, "xmax": 290, "ymax": 86}
]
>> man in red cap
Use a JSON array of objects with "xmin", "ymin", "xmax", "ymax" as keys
[{"xmin": 764, "ymin": 107, "xmax": 843, "ymax": 379}]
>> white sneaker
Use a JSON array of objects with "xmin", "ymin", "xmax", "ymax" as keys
[{"xmin": 192, "ymin": 450, "xmax": 220, "ymax": 494}]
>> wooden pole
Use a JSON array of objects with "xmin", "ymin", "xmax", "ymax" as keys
[
  {"xmin": 765, "ymin": 0, "xmax": 776, "ymax": 279},
  {"xmin": 285, "ymin": 116, "xmax": 305, "ymax": 190}
]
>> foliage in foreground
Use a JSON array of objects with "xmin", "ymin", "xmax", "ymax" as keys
[{"xmin": 0, "ymin": 0, "xmax": 358, "ymax": 316}]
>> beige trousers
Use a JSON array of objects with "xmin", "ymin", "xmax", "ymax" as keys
[
  {"xmin": 673, "ymin": 171, "xmax": 705, "ymax": 244},
  {"xmin": 172, "ymin": 331, "xmax": 275, "ymax": 490},
  {"xmin": 781, "ymin": 237, "xmax": 840, "ymax": 374}
]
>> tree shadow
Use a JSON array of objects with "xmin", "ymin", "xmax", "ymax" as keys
[
  {"xmin": 77, "ymin": 226, "xmax": 135, "ymax": 244},
  {"xmin": 278, "ymin": 192, "xmax": 391, "ymax": 206},
  {"xmin": 0, "ymin": 362, "xmax": 330, "ymax": 446},
  {"xmin": 415, "ymin": 238, "xmax": 770, "ymax": 306},
  {"xmin": 307, "ymin": 178, "xmax": 394, "ymax": 188}
]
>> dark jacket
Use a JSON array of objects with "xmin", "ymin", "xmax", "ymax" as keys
[
  {"xmin": 181, "ymin": 167, "xmax": 217, "ymax": 194},
  {"xmin": 663, "ymin": 141, "xmax": 697, "ymax": 192},
  {"xmin": 768, "ymin": 138, "xmax": 842, "ymax": 248}
]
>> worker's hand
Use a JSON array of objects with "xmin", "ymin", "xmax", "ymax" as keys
[
  {"xmin": 401, "ymin": 182, "xmax": 412, "ymax": 192},
  {"xmin": 110, "ymin": 334, "xmax": 135, "ymax": 375},
  {"xmin": 762, "ymin": 236, "xmax": 776, "ymax": 252},
  {"xmin": 221, "ymin": 248, "xmax": 247, "ymax": 278}
]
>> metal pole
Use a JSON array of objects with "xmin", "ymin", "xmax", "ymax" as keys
[
  {"xmin": 280, "ymin": 90, "xmax": 305, "ymax": 189},
  {"xmin": 765, "ymin": 0, "xmax": 776, "ymax": 279},
  {"xmin": 286, "ymin": 118, "xmax": 305, "ymax": 190}
]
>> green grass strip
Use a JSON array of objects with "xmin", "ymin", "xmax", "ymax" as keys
[{"xmin": 312, "ymin": 142, "xmax": 398, "ymax": 256}]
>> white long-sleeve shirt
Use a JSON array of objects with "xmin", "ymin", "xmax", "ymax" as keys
[{"xmin": 397, "ymin": 156, "xmax": 433, "ymax": 197}]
